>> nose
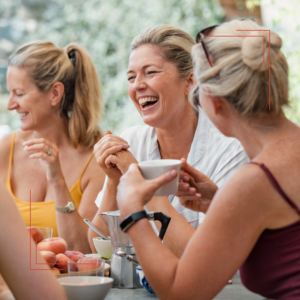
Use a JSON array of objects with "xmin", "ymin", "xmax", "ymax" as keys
[
  {"xmin": 7, "ymin": 94, "xmax": 18, "ymax": 111},
  {"xmin": 132, "ymin": 75, "xmax": 147, "ymax": 91}
]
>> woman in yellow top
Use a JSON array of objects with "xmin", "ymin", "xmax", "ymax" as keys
[{"xmin": 0, "ymin": 41, "xmax": 107, "ymax": 253}]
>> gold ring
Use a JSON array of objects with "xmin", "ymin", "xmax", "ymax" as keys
[{"xmin": 46, "ymin": 148, "xmax": 51, "ymax": 156}]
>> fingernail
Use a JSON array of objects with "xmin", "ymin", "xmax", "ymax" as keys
[
  {"xmin": 170, "ymin": 170, "xmax": 177, "ymax": 177},
  {"xmin": 29, "ymin": 154, "xmax": 34, "ymax": 158},
  {"xmin": 183, "ymin": 176, "xmax": 189, "ymax": 181},
  {"xmin": 23, "ymin": 146, "xmax": 28, "ymax": 150},
  {"xmin": 124, "ymin": 144, "xmax": 130, "ymax": 147},
  {"xmin": 196, "ymin": 193, "xmax": 201, "ymax": 198},
  {"xmin": 183, "ymin": 183, "xmax": 189, "ymax": 188},
  {"xmin": 23, "ymin": 141, "xmax": 28, "ymax": 145}
]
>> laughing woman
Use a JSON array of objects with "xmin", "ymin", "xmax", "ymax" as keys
[
  {"xmin": 89, "ymin": 25, "xmax": 249, "ymax": 256},
  {"xmin": 116, "ymin": 20, "xmax": 300, "ymax": 300},
  {"xmin": 0, "ymin": 42, "xmax": 105, "ymax": 253}
]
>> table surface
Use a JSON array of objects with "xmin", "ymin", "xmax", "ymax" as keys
[{"xmin": 104, "ymin": 278, "xmax": 265, "ymax": 300}]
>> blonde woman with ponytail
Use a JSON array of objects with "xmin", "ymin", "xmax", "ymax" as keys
[
  {"xmin": 0, "ymin": 41, "xmax": 105, "ymax": 253},
  {"xmin": 114, "ymin": 20, "xmax": 300, "ymax": 299}
]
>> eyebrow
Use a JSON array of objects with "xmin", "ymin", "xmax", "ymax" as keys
[{"xmin": 127, "ymin": 64, "xmax": 161, "ymax": 75}]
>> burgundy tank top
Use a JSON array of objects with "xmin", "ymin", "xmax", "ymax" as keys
[{"xmin": 240, "ymin": 162, "xmax": 300, "ymax": 300}]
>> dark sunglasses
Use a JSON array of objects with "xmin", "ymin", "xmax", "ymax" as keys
[
  {"xmin": 196, "ymin": 25, "xmax": 219, "ymax": 68},
  {"xmin": 196, "ymin": 19, "xmax": 256, "ymax": 69}
]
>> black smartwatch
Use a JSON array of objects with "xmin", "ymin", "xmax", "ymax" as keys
[{"xmin": 120, "ymin": 210, "xmax": 148, "ymax": 232}]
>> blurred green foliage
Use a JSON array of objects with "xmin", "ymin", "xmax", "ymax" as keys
[{"xmin": 0, "ymin": 0, "xmax": 223, "ymax": 134}]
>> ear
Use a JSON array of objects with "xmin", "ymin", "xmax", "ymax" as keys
[
  {"xmin": 49, "ymin": 82, "xmax": 65, "ymax": 107},
  {"xmin": 207, "ymin": 94, "xmax": 226, "ymax": 116},
  {"xmin": 184, "ymin": 72, "xmax": 196, "ymax": 96}
]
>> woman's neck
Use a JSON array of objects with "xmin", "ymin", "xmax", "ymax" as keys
[
  {"xmin": 233, "ymin": 112, "xmax": 297, "ymax": 160},
  {"xmin": 156, "ymin": 106, "xmax": 198, "ymax": 160},
  {"xmin": 32, "ymin": 114, "xmax": 71, "ymax": 148}
]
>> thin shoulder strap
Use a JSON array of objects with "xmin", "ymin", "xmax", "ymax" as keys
[
  {"xmin": 7, "ymin": 131, "xmax": 15, "ymax": 182},
  {"xmin": 78, "ymin": 152, "xmax": 94, "ymax": 181},
  {"xmin": 249, "ymin": 161, "xmax": 300, "ymax": 215}
]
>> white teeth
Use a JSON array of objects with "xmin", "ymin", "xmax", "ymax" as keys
[
  {"xmin": 138, "ymin": 97, "xmax": 159, "ymax": 105},
  {"xmin": 19, "ymin": 112, "xmax": 28, "ymax": 117}
]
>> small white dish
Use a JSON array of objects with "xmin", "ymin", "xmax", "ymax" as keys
[
  {"xmin": 58, "ymin": 276, "xmax": 113, "ymax": 300},
  {"xmin": 84, "ymin": 253, "xmax": 101, "ymax": 258},
  {"xmin": 93, "ymin": 237, "xmax": 113, "ymax": 259}
]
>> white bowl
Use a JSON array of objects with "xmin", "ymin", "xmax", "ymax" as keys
[
  {"xmin": 58, "ymin": 276, "xmax": 113, "ymax": 300},
  {"xmin": 93, "ymin": 237, "xmax": 113, "ymax": 259},
  {"xmin": 139, "ymin": 159, "xmax": 182, "ymax": 196}
]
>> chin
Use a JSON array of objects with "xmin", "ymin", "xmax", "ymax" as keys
[
  {"xmin": 142, "ymin": 115, "xmax": 160, "ymax": 128},
  {"xmin": 20, "ymin": 123, "xmax": 34, "ymax": 132}
]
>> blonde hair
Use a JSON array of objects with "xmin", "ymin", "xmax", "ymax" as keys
[
  {"xmin": 8, "ymin": 41, "xmax": 103, "ymax": 148},
  {"xmin": 191, "ymin": 20, "xmax": 288, "ymax": 116},
  {"xmin": 131, "ymin": 25, "xmax": 196, "ymax": 78}
]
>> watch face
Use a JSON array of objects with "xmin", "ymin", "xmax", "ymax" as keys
[{"xmin": 68, "ymin": 202, "xmax": 75, "ymax": 211}]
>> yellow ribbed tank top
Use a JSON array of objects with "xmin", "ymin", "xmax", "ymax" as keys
[{"xmin": 6, "ymin": 132, "xmax": 93, "ymax": 237}]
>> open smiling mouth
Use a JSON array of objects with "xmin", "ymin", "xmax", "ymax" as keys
[{"xmin": 139, "ymin": 97, "xmax": 159, "ymax": 109}]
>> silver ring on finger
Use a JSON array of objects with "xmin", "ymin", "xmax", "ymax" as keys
[{"xmin": 46, "ymin": 148, "xmax": 51, "ymax": 156}]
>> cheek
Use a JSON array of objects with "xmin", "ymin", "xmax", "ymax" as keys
[{"xmin": 128, "ymin": 85, "xmax": 135, "ymax": 101}]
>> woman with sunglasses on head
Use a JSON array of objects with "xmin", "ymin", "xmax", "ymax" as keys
[
  {"xmin": 115, "ymin": 19, "xmax": 300, "ymax": 299},
  {"xmin": 0, "ymin": 41, "xmax": 105, "ymax": 253},
  {"xmin": 89, "ymin": 25, "xmax": 248, "ymax": 257}
]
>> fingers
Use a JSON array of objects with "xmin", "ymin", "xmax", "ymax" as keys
[
  {"xmin": 24, "ymin": 143, "xmax": 55, "ymax": 155},
  {"xmin": 105, "ymin": 154, "xmax": 119, "ymax": 169},
  {"xmin": 28, "ymin": 151, "xmax": 53, "ymax": 161},
  {"xmin": 179, "ymin": 170, "xmax": 192, "ymax": 182},
  {"xmin": 95, "ymin": 133, "xmax": 129, "ymax": 150},
  {"xmin": 180, "ymin": 158, "xmax": 206, "ymax": 180},
  {"xmin": 23, "ymin": 138, "xmax": 55, "ymax": 148},
  {"xmin": 105, "ymin": 130, "xmax": 112, "ymax": 135}
]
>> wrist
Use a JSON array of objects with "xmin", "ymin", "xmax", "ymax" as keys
[
  {"xmin": 107, "ymin": 177, "xmax": 120, "ymax": 187},
  {"xmin": 50, "ymin": 176, "xmax": 66, "ymax": 189},
  {"xmin": 120, "ymin": 202, "xmax": 144, "ymax": 221}
]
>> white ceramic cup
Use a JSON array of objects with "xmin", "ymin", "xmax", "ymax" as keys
[
  {"xmin": 139, "ymin": 159, "xmax": 182, "ymax": 196},
  {"xmin": 93, "ymin": 237, "xmax": 113, "ymax": 259}
]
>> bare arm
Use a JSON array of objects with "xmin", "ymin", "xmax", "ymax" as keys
[
  {"xmin": 146, "ymin": 196, "xmax": 196, "ymax": 257},
  {"xmin": 88, "ymin": 131, "xmax": 130, "ymax": 252},
  {"xmin": 0, "ymin": 182, "xmax": 67, "ymax": 300},
  {"xmin": 24, "ymin": 138, "xmax": 106, "ymax": 253},
  {"xmin": 54, "ymin": 159, "xmax": 105, "ymax": 253},
  {"xmin": 116, "ymin": 164, "xmax": 273, "ymax": 300}
]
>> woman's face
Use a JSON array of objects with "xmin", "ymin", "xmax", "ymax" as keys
[
  {"xmin": 6, "ymin": 66, "xmax": 53, "ymax": 131},
  {"xmin": 127, "ymin": 44, "xmax": 191, "ymax": 128}
]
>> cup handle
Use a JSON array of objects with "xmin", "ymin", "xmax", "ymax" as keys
[{"xmin": 147, "ymin": 212, "xmax": 171, "ymax": 241}]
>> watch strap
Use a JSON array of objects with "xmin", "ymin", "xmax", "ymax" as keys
[
  {"xmin": 120, "ymin": 210, "xmax": 148, "ymax": 232},
  {"xmin": 55, "ymin": 201, "xmax": 75, "ymax": 213}
]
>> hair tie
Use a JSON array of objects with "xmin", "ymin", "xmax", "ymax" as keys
[{"xmin": 68, "ymin": 50, "xmax": 76, "ymax": 67}]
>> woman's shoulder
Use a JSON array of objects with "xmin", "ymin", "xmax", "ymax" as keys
[
  {"xmin": 0, "ymin": 132, "xmax": 14, "ymax": 162},
  {"xmin": 215, "ymin": 163, "xmax": 272, "ymax": 209}
]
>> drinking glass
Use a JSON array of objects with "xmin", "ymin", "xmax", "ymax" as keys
[
  {"xmin": 38, "ymin": 227, "xmax": 53, "ymax": 239},
  {"xmin": 68, "ymin": 258, "xmax": 105, "ymax": 277}
]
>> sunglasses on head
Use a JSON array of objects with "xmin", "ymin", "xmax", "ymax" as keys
[{"xmin": 196, "ymin": 19, "xmax": 256, "ymax": 69}]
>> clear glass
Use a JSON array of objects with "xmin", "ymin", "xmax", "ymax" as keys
[
  {"xmin": 38, "ymin": 227, "xmax": 53, "ymax": 239},
  {"xmin": 67, "ymin": 258, "xmax": 105, "ymax": 277}
]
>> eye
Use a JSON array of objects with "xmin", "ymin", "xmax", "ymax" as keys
[
  {"xmin": 127, "ymin": 76, "xmax": 135, "ymax": 81},
  {"xmin": 147, "ymin": 71, "xmax": 157, "ymax": 75},
  {"xmin": 16, "ymin": 93, "xmax": 24, "ymax": 97}
]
